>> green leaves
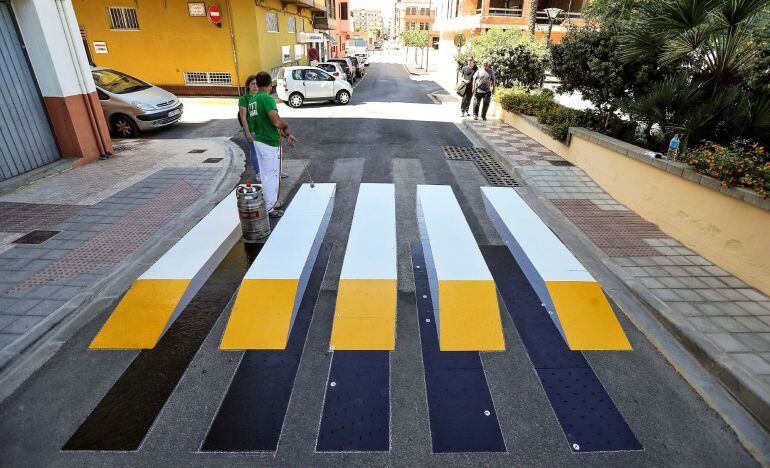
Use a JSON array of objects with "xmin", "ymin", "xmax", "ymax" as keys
[{"xmin": 456, "ymin": 30, "xmax": 548, "ymax": 89}]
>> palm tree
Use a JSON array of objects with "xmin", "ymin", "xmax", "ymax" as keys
[
  {"xmin": 619, "ymin": 0, "xmax": 770, "ymax": 145},
  {"xmin": 528, "ymin": 0, "xmax": 538, "ymax": 36}
]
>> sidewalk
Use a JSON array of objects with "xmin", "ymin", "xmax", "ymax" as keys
[
  {"xmin": 0, "ymin": 138, "xmax": 242, "ymax": 396},
  {"xmin": 464, "ymin": 118, "xmax": 770, "ymax": 432}
]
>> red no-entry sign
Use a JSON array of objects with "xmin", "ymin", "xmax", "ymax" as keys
[
  {"xmin": 208, "ymin": 5, "xmax": 221, "ymax": 24},
  {"xmin": 345, "ymin": 34, "xmax": 350, "ymax": 40}
]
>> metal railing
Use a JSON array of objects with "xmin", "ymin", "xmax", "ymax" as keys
[
  {"xmin": 535, "ymin": 10, "xmax": 583, "ymax": 23},
  {"xmin": 477, "ymin": 7, "xmax": 524, "ymax": 17}
]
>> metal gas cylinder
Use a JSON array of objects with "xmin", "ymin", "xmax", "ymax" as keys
[{"xmin": 236, "ymin": 183, "xmax": 270, "ymax": 242}]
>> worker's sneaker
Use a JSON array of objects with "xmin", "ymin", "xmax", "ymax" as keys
[
  {"xmin": 268, "ymin": 209, "xmax": 283, "ymax": 218},
  {"xmin": 281, "ymin": 172, "xmax": 288, "ymax": 179}
]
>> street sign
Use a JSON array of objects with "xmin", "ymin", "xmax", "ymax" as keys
[
  {"xmin": 345, "ymin": 33, "xmax": 350, "ymax": 40},
  {"xmin": 188, "ymin": 2, "xmax": 205, "ymax": 16},
  {"xmin": 93, "ymin": 41, "xmax": 108, "ymax": 54},
  {"xmin": 208, "ymin": 5, "xmax": 221, "ymax": 24},
  {"xmin": 454, "ymin": 34, "xmax": 465, "ymax": 48}
]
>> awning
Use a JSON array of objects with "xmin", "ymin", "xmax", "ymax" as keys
[{"xmin": 323, "ymin": 32, "xmax": 338, "ymax": 45}]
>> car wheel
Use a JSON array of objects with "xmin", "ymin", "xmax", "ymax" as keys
[
  {"xmin": 288, "ymin": 92, "xmax": 304, "ymax": 108},
  {"xmin": 111, "ymin": 114, "xmax": 139, "ymax": 138},
  {"xmin": 336, "ymin": 90, "xmax": 351, "ymax": 105}
]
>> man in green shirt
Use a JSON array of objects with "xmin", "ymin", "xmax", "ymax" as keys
[{"xmin": 249, "ymin": 71, "xmax": 296, "ymax": 218}]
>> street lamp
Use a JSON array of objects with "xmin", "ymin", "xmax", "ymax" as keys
[{"xmin": 544, "ymin": 7, "xmax": 563, "ymax": 45}]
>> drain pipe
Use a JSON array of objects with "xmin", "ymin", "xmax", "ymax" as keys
[
  {"xmin": 54, "ymin": 0, "xmax": 110, "ymax": 158},
  {"xmin": 226, "ymin": 0, "xmax": 242, "ymax": 95}
]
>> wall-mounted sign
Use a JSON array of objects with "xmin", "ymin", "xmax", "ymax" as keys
[
  {"xmin": 281, "ymin": 45, "xmax": 291, "ymax": 63},
  {"xmin": 93, "ymin": 41, "xmax": 108, "ymax": 54},
  {"xmin": 208, "ymin": 5, "xmax": 221, "ymax": 24},
  {"xmin": 188, "ymin": 2, "xmax": 205, "ymax": 16},
  {"xmin": 298, "ymin": 32, "xmax": 324, "ymax": 43}
]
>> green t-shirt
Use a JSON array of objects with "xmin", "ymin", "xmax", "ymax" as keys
[
  {"xmin": 238, "ymin": 93, "xmax": 256, "ymax": 133},
  {"xmin": 247, "ymin": 91, "xmax": 280, "ymax": 147}
]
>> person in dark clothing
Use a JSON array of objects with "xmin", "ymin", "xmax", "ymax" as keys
[
  {"xmin": 458, "ymin": 58, "xmax": 477, "ymax": 117},
  {"xmin": 472, "ymin": 58, "xmax": 496, "ymax": 121}
]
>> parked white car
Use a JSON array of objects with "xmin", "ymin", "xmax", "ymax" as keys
[
  {"xmin": 316, "ymin": 62, "xmax": 347, "ymax": 81},
  {"xmin": 276, "ymin": 66, "xmax": 352, "ymax": 108}
]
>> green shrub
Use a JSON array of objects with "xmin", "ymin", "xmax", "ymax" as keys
[
  {"xmin": 457, "ymin": 30, "xmax": 548, "ymax": 89},
  {"xmin": 680, "ymin": 141, "xmax": 770, "ymax": 197}
]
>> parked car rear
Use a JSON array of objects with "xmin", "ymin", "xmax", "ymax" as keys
[
  {"xmin": 328, "ymin": 58, "xmax": 355, "ymax": 85},
  {"xmin": 276, "ymin": 66, "xmax": 353, "ymax": 108},
  {"xmin": 92, "ymin": 67, "xmax": 182, "ymax": 138},
  {"xmin": 317, "ymin": 62, "xmax": 346, "ymax": 81}
]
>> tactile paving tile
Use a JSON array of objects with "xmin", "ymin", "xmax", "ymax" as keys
[
  {"xmin": 411, "ymin": 244, "xmax": 506, "ymax": 453},
  {"xmin": 483, "ymin": 245, "xmax": 641, "ymax": 453},
  {"xmin": 466, "ymin": 122, "xmax": 564, "ymax": 166},
  {"xmin": 0, "ymin": 202, "xmax": 84, "ymax": 232},
  {"xmin": 202, "ymin": 245, "xmax": 332, "ymax": 452},
  {"xmin": 551, "ymin": 199, "xmax": 667, "ymax": 257},
  {"xmin": 9, "ymin": 181, "xmax": 200, "ymax": 292},
  {"xmin": 441, "ymin": 146, "xmax": 519, "ymax": 187},
  {"xmin": 316, "ymin": 351, "xmax": 390, "ymax": 452}
]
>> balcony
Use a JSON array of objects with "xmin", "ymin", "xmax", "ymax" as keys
[
  {"xmin": 313, "ymin": 12, "xmax": 337, "ymax": 30},
  {"xmin": 476, "ymin": 7, "xmax": 523, "ymax": 17},
  {"xmin": 281, "ymin": 0, "xmax": 324, "ymax": 12},
  {"xmin": 535, "ymin": 9, "xmax": 583, "ymax": 24}
]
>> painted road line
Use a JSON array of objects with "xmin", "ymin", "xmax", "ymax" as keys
[
  {"xmin": 90, "ymin": 191, "xmax": 241, "ymax": 349},
  {"xmin": 316, "ymin": 351, "xmax": 389, "ymax": 452},
  {"xmin": 202, "ymin": 244, "xmax": 331, "ymax": 452},
  {"xmin": 220, "ymin": 183, "xmax": 335, "ymax": 350},
  {"xmin": 483, "ymin": 246, "xmax": 642, "ymax": 453},
  {"xmin": 64, "ymin": 242, "xmax": 257, "ymax": 451},
  {"xmin": 330, "ymin": 183, "xmax": 397, "ymax": 350},
  {"xmin": 416, "ymin": 185, "xmax": 504, "ymax": 351},
  {"xmin": 481, "ymin": 187, "xmax": 631, "ymax": 351},
  {"xmin": 411, "ymin": 244, "xmax": 506, "ymax": 453}
]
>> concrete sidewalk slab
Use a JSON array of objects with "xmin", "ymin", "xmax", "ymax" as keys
[
  {"xmin": 464, "ymin": 118, "xmax": 770, "ymax": 449},
  {"xmin": 0, "ymin": 138, "xmax": 243, "ymax": 400}
]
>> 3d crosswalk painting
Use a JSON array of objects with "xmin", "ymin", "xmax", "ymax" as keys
[{"xmin": 63, "ymin": 183, "xmax": 642, "ymax": 455}]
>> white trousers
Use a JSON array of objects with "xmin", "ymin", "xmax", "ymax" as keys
[{"xmin": 254, "ymin": 141, "xmax": 281, "ymax": 211}]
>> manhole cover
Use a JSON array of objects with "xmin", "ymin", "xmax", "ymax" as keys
[
  {"xmin": 442, "ymin": 146, "xmax": 519, "ymax": 187},
  {"xmin": 548, "ymin": 160, "xmax": 574, "ymax": 166},
  {"xmin": 203, "ymin": 158, "xmax": 223, "ymax": 163},
  {"xmin": 13, "ymin": 230, "xmax": 60, "ymax": 245},
  {"xmin": 189, "ymin": 149, "xmax": 208, "ymax": 154}
]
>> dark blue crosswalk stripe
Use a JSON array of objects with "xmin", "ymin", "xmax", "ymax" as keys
[
  {"xmin": 201, "ymin": 244, "xmax": 332, "ymax": 452},
  {"xmin": 482, "ymin": 245, "xmax": 642, "ymax": 453},
  {"xmin": 316, "ymin": 351, "xmax": 390, "ymax": 452},
  {"xmin": 411, "ymin": 244, "xmax": 507, "ymax": 453}
]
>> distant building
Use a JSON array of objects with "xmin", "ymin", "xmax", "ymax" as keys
[
  {"xmin": 434, "ymin": 0, "xmax": 588, "ymax": 48},
  {"xmin": 394, "ymin": 0, "xmax": 439, "ymax": 48},
  {"xmin": 351, "ymin": 9, "xmax": 384, "ymax": 33}
]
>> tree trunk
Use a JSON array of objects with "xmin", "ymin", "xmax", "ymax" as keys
[{"xmin": 528, "ymin": 0, "xmax": 538, "ymax": 37}]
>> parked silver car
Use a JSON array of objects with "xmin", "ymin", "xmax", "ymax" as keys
[{"xmin": 91, "ymin": 67, "xmax": 183, "ymax": 138}]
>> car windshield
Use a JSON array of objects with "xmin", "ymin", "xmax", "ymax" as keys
[
  {"xmin": 92, "ymin": 69, "xmax": 151, "ymax": 94},
  {"xmin": 349, "ymin": 57, "xmax": 359, "ymax": 65},
  {"xmin": 331, "ymin": 60, "xmax": 349, "ymax": 69}
]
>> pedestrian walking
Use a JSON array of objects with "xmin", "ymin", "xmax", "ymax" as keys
[
  {"xmin": 248, "ymin": 71, "xmax": 297, "ymax": 218},
  {"xmin": 472, "ymin": 58, "xmax": 496, "ymax": 121},
  {"xmin": 458, "ymin": 57, "xmax": 477, "ymax": 117},
  {"xmin": 238, "ymin": 75, "xmax": 261, "ymax": 182}
]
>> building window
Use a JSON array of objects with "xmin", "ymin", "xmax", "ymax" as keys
[
  {"xmin": 282, "ymin": 45, "xmax": 291, "ymax": 63},
  {"xmin": 300, "ymin": 18, "xmax": 305, "ymax": 32},
  {"xmin": 340, "ymin": 2, "xmax": 348, "ymax": 20},
  {"xmin": 294, "ymin": 44, "xmax": 304, "ymax": 59},
  {"xmin": 287, "ymin": 16, "xmax": 296, "ymax": 33},
  {"xmin": 107, "ymin": 7, "xmax": 139, "ymax": 30},
  {"xmin": 184, "ymin": 72, "xmax": 232, "ymax": 86},
  {"xmin": 266, "ymin": 11, "xmax": 279, "ymax": 32}
]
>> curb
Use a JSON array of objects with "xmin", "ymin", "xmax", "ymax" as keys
[
  {"xmin": 461, "ymin": 120, "xmax": 770, "ymax": 462},
  {"xmin": 0, "ymin": 138, "xmax": 245, "ymax": 403}
]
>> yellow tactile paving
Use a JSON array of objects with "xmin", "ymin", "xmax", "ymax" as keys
[
  {"xmin": 438, "ymin": 280, "xmax": 506, "ymax": 351},
  {"xmin": 330, "ymin": 279, "xmax": 397, "ymax": 350},
  {"xmin": 545, "ymin": 281, "xmax": 632, "ymax": 350},
  {"xmin": 89, "ymin": 279, "xmax": 190, "ymax": 349},
  {"xmin": 219, "ymin": 279, "xmax": 300, "ymax": 350}
]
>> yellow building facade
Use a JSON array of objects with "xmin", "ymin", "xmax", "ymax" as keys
[{"xmin": 73, "ymin": 0, "xmax": 324, "ymax": 95}]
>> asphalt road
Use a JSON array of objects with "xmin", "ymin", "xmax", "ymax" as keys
[{"xmin": 0, "ymin": 62, "xmax": 757, "ymax": 466}]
